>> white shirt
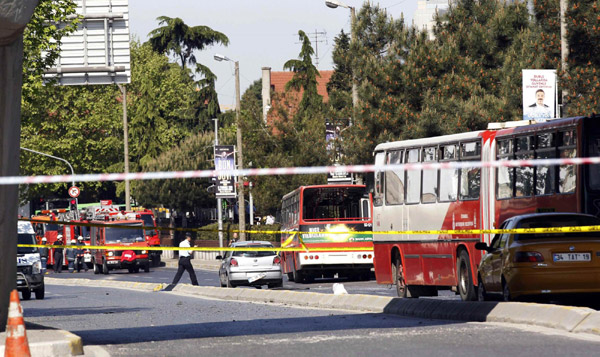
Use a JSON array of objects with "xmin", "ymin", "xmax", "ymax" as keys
[{"xmin": 179, "ymin": 239, "xmax": 192, "ymax": 258}]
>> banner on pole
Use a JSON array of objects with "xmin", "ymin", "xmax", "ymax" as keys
[
  {"xmin": 214, "ymin": 145, "xmax": 237, "ymax": 199},
  {"xmin": 522, "ymin": 69, "xmax": 557, "ymax": 121}
]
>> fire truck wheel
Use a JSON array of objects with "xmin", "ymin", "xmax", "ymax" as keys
[
  {"xmin": 102, "ymin": 259, "xmax": 109, "ymax": 275},
  {"xmin": 35, "ymin": 283, "xmax": 45, "ymax": 300},
  {"xmin": 127, "ymin": 267, "xmax": 134, "ymax": 273},
  {"xmin": 144, "ymin": 263, "xmax": 150, "ymax": 273},
  {"xmin": 133, "ymin": 267, "xmax": 140, "ymax": 273},
  {"xmin": 93, "ymin": 259, "xmax": 100, "ymax": 274},
  {"xmin": 21, "ymin": 289, "xmax": 32, "ymax": 301}
]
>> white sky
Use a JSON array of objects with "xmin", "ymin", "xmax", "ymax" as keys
[{"xmin": 128, "ymin": 1, "xmax": 418, "ymax": 109}]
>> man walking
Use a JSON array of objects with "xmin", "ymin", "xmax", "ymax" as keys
[
  {"xmin": 164, "ymin": 233, "xmax": 198, "ymax": 291},
  {"xmin": 53, "ymin": 234, "xmax": 64, "ymax": 273}
]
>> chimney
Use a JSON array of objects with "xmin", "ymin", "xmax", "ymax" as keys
[{"xmin": 261, "ymin": 67, "xmax": 271, "ymax": 123}]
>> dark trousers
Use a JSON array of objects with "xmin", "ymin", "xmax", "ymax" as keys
[
  {"xmin": 76, "ymin": 256, "xmax": 88, "ymax": 271},
  {"xmin": 171, "ymin": 256, "xmax": 198, "ymax": 285},
  {"xmin": 53, "ymin": 252, "xmax": 63, "ymax": 273}
]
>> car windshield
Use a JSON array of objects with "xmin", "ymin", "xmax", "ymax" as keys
[
  {"xmin": 232, "ymin": 244, "xmax": 276, "ymax": 257},
  {"xmin": 140, "ymin": 215, "xmax": 155, "ymax": 228},
  {"xmin": 18, "ymin": 233, "xmax": 38, "ymax": 254},
  {"xmin": 515, "ymin": 215, "xmax": 600, "ymax": 240},
  {"xmin": 105, "ymin": 225, "xmax": 145, "ymax": 243}
]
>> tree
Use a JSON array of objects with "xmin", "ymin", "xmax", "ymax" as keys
[
  {"xmin": 327, "ymin": 30, "xmax": 352, "ymax": 118},
  {"xmin": 148, "ymin": 16, "xmax": 229, "ymax": 70}
]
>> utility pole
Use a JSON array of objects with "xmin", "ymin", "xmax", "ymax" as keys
[
  {"xmin": 560, "ymin": 0, "xmax": 569, "ymax": 117},
  {"xmin": 234, "ymin": 61, "xmax": 246, "ymax": 241},
  {"xmin": 213, "ymin": 118, "xmax": 224, "ymax": 251},
  {"xmin": 117, "ymin": 84, "xmax": 131, "ymax": 210}
]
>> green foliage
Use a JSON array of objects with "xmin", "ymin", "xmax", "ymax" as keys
[
  {"xmin": 327, "ymin": 30, "xmax": 352, "ymax": 117},
  {"xmin": 21, "ymin": 0, "xmax": 78, "ymax": 104},
  {"xmin": 195, "ymin": 222, "xmax": 280, "ymax": 242}
]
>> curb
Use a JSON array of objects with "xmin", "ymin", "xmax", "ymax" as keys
[
  {"xmin": 0, "ymin": 327, "xmax": 83, "ymax": 357},
  {"xmin": 45, "ymin": 278, "xmax": 600, "ymax": 338},
  {"xmin": 163, "ymin": 259, "xmax": 220, "ymax": 271}
]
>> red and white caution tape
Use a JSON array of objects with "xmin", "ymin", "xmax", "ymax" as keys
[{"xmin": 2, "ymin": 157, "xmax": 599, "ymax": 186}]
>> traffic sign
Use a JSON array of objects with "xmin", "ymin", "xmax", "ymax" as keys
[{"xmin": 68, "ymin": 186, "xmax": 80, "ymax": 198}]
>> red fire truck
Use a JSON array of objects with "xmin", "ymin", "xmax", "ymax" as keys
[
  {"xmin": 89, "ymin": 213, "xmax": 150, "ymax": 274},
  {"xmin": 32, "ymin": 210, "xmax": 67, "ymax": 268},
  {"xmin": 122, "ymin": 210, "xmax": 162, "ymax": 266}
]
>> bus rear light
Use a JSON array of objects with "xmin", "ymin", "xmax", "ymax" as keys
[
  {"xmin": 273, "ymin": 256, "xmax": 281, "ymax": 265},
  {"xmin": 362, "ymin": 254, "xmax": 367, "ymax": 259},
  {"xmin": 314, "ymin": 255, "xmax": 319, "ymax": 260},
  {"xmin": 304, "ymin": 256, "xmax": 308, "ymax": 260},
  {"xmin": 368, "ymin": 254, "xmax": 372, "ymax": 259},
  {"xmin": 230, "ymin": 258, "xmax": 238, "ymax": 267},
  {"xmin": 309, "ymin": 255, "xmax": 314, "ymax": 260},
  {"xmin": 514, "ymin": 251, "xmax": 544, "ymax": 263}
]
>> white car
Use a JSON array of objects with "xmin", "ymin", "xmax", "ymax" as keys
[{"xmin": 217, "ymin": 241, "xmax": 283, "ymax": 289}]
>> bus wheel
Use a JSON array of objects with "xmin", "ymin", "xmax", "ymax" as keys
[
  {"xmin": 457, "ymin": 250, "xmax": 477, "ymax": 301},
  {"xmin": 293, "ymin": 266, "xmax": 304, "ymax": 283},
  {"xmin": 393, "ymin": 257, "xmax": 407, "ymax": 298}
]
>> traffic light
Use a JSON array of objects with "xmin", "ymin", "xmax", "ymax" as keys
[{"xmin": 69, "ymin": 199, "xmax": 77, "ymax": 212}]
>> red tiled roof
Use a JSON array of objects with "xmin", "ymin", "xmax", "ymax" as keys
[{"xmin": 270, "ymin": 70, "xmax": 333, "ymax": 102}]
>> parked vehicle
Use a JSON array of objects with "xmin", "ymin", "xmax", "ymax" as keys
[
  {"xmin": 17, "ymin": 221, "xmax": 45, "ymax": 300},
  {"xmin": 217, "ymin": 241, "xmax": 283, "ymax": 288},
  {"xmin": 475, "ymin": 212, "xmax": 600, "ymax": 301},
  {"xmin": 118, "ymin": 210, "xmax": 162, "ymax": 266},
  {"xmin": 89, "ymin": 217, "xmax": 150, "ymax": 274}
]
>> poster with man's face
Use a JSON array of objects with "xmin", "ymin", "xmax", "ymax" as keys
[{"xmin": 522, "ymin": 69, "xmax": 556, "ymax": 122}]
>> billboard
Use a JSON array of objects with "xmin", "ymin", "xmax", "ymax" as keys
[
  {"xmin": 214, "ymin": 145, "xmax": 236, "ymax": 199},
  {"xmin": 43, "ymin": 0, "xmax": 131, "ymax": 85},
  {"xmin": 522, "ymin": 69, "xmax": 557, "ymax": 121}
]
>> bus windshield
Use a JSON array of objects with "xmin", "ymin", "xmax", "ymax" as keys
[
  {"xmin": 105, "ymin": 225, "xmax": 145, "ymax": 243},
  {"xmin": 302, "ymin": 187, "xmax": 369, "ymax": 221}
]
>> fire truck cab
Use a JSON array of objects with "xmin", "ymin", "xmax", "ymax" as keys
[
  {"xmin": 119, "ymin": 210, "xmax": 162, "ymax": 266},
  {"xmin": 89, "ymin": 214, "xmax": 150, "ymax": 274}
]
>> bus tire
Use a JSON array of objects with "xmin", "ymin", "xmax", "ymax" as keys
[
  {"xmin": 393, "ymin": 257, "xmax": 408, "ymax": 298},
  {"xmin": 293, "ymin": 266, "xmax": 304, "ymax": 283},
  {"xmin": 457, "ymin": 250, "xmax": 477, "ymax": 301}
]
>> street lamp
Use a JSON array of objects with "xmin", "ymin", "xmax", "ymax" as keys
[
  {"xmin": 20, "ymin": 147, "xmax": 78, "ymax": 218},
  {"xmin": 326, "ymin": 0, "xmax": 358, "ymax": 116},
  {"xmin": 214, "ymin": 53, "xmax": 247, "ymax": 241}
]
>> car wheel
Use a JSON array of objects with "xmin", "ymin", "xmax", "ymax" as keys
[
  {"xmin": 502, "ymin": 277, "xmax": 511, "ymax": 302},
  {"xmin": 21, "ymin": 289, "xmax": 31, "ymax": 301},
  {"xmin": 292, "ymin": 264, "xmax": 304, "ymax": 283},
  {"xmin": 226, "ymin": 275, "xmax": 235, "ymax": 288},
  {"xmin": 35, "ymin": 283, "xmax": 45, "ymax": 300},
  {"xmin": 477, "ymin": 276, "xmax": 488, "ymax": 302},
  {"xmin": 268, "ymin": 280, "xmax": 283, "ymax": 289},
  {"xmin": 457, "ymin": 250, "xmax": 477, "ymax": 301},
  {"xmin": 102, "ymin": 259, "xmax": 109, "ymax": 275},
  {"xmin": 393, "ymin": 256, "xmax": 409, "ymax": 298}
]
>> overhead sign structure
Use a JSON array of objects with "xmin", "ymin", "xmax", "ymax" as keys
[
  {"xmin": 68, "ymin": 186, "xmax": 80, "ymax": 198},
  {"xmin": 522, "ymin": 69, "xmax": 557, "ymax": 122},
  {"xmin": 43, "ymin": 0, "xmax": 131, "ymax": 85},
  {"xmin": 214, "ymin": 145, "xmax": 237, "ymax": 199}
]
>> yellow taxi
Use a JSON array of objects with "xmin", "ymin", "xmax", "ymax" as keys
[{"xmin": 475, "ymin": 213, "xmax": 600, "ymax": 301}]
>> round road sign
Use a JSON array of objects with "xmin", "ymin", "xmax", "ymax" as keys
[{"xmin": 68, "ymin": 186, "xmax": 80, "ymax": 198}]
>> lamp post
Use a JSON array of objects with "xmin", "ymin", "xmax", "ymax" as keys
[
  {"xmin": 326, "ymin": 0, "xmax": 357, "ymax": 116},
  {"xmin": 20, "ymin": 147, "xmax": 78, "ymax": 218},
  {"xmin": 214, "ymin": 53, "xmax": 246, "ymax": 241}
]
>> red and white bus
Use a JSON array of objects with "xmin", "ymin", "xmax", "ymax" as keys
[
  {"xmin": 372, "ymin": 115, "xmax": 600, "ymax": 300},
  {"xmin": 280, "ymin": 184, "xmax": 373, "ymax": 283}
]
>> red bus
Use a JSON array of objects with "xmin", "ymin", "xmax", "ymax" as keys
[
  {"xmin": 280, "ymin": 184, "xmax": 373, "ymax": 283},
  {"xmin": 372, "ymin": 115, "xmax": 600, "ymax": 300}
]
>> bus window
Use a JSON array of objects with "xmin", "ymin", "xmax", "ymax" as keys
[
  {"xmin": 374, "ymin": 152, "xmax": 385, "ymax": 207},
  {"xmin": 405, "ymin": 149, "xmax": 421, "ymax": 204},
  {"xmin": 440, "ymin": 144, "xmax": 458, "ymax": 202},
  {"xmin": 496, "ymin": 139, "xmax": 514, "ymax": 199},
  {"xmin": 515, "ymin": 136, "xmax": 534, "ymax": 197},
  {"xmin": 459, "ymin": 142, "xmax": 481, "ymax": 200},
  {"xmin": 385, "ymin": 150, "xmax": 404, "ymax": 205},
  {"xmin": 535, "ymin": 132, "xmax": 556, "ymax": 196},
  {"xmin": 588, "ymin": 137, "xmax": 600, "ymax": 190},
  {"xmin": 559, "ymin": 129, "xmax": 577, "ymax": 194},
  {"xmin": 421, "ymin": 147, "xmax": 437, "ymax": 203}
]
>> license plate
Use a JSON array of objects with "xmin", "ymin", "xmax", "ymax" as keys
[
  {"xmin": 17, "ymin": 280, "xmax": 24, "ymax": 285},
  {"xmin": 553, "ymin": 252, "xmax": 591, "ymax": 262},
  {"xmin": 248, "ymin": 272, "xmax": 267, "ymax": 283},
  {"xmin": 107, "ymin": 260, "xmax": 119, "ymax": 264}
]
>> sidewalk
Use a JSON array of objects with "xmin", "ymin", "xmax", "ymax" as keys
[
  {"xmin": 162, "ymin": 257, "xmax": 221, "ymax": 271},
  {"xmin": 0, "ymin": 321, "xmax": 83, "ymax": 356}
]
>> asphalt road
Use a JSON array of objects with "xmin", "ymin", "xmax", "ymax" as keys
[
  {"xmin": 45, "ymin": 265, "xmax": 453, "ymax": 298},
  {"xmin": 21, "ymin": 284, "xmax": 600, "ymax": 356}
]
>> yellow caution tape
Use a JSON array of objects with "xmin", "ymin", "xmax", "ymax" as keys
[{"xmin": 16, "ymin": 244, "xmax": 373, "ymax": 252}]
